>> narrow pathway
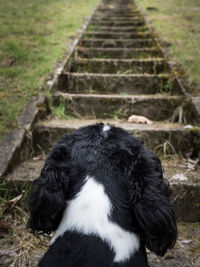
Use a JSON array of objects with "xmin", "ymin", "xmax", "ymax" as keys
[{"xmin": 3, "ymin": 0, "xmax": 200, "ymax": 266}]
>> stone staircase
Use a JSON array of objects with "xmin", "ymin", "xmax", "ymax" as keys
[{"xmin": 3, "ymin": 0, "xmax": 200, "ymax": 266}]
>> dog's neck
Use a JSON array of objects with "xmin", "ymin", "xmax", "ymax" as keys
[{"xmin": 50, "ymin": 176, "xmax": 139, "ymax": 263}]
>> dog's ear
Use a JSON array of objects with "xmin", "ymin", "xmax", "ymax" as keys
[
  {"xmin": 27, "ymin": 136, "xmax": 72, "ymax": 234},
  {"xmin": 129, "ymin": 148, "xmax": 177, "ymax": 256}
]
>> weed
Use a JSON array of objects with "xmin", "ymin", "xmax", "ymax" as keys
[
  {"xmin": 137, "ymin": 26, "xmax": 149, "ymax": 32},
  {"xmin": 155, "ymin": 140, "xmax": 176, "ymax": 156},
  {"xmin": 96, "ymin": 52, "xmax": 109, "ymax": 59},
  {"xmin": 159, "ymin": 80, "xmax": 172, "ymax": 94},
  {"xmin": 110, "ymin": 108, "xmax": 122, "ymax": 119},
  {"xmin": 120, "ymin": 92, "xmax": 129, "ymax": 95},
  {"xmin": 50, "ymin": 99, "xmax": 75, "ymax": 120},
  {"xmin": 117, "ymin": 69, "xmax": 134, "ymax": 74},
  {"xmin": 86, "ymin": 25, "xmax": 100, "ymax": 32},
  {"xmin": 85, "ymin": 87, "xmax": 97, "ymax": 94},
  {"xmin": 165, "ymin": 81, "xmax": 172, "ymax": 92}
]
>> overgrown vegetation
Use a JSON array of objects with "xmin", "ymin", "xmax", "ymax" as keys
[
  {"xmin": 50, "ymin": 98, "xmax": 75, "ymax": 120},
  {"xmin": 0, "ymin": 181, "xmax": 49, "ymax": 266},
  {"xmin": 138, "ymin": 0, "xmax": 200, "ymax": 95},
  {"xmin": 0, "ymin": 0, "xmax": 98, "ymax": 139}
]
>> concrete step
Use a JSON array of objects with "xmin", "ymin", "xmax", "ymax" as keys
[
  {"xmin": 97, "ymin": 8, "xmax": 138, "ymax": 13},
  {"xmin": 53, "ymin": 92, "xmax": 183, "ymax": 121},
  {"xmin": 90, "ymin": 20, "xmax": 145, "ymax": 26},
  {"xmin": 95, "ymin": 11, "xmax": 141, "ymax": 16},
  {"xmin": 97, "ymin": 8, "xmax": 139, "ymax": 14},
  {"xmin": 86, "ymin": 25, "xmax": 149, "ymax": 32},
  {"xmin": 92, "ymin": 16, "xmax": 144, "ymax": 21},
  {"xmin": 5, "ymin": 121, "xmax": 199, "ymax": 222},
  {"xmin": 58, "ymin": 72, "xmax": 177, "ymax": 95},
  {"xmin": 75, "ymin": 47, "xmax": 163, "ymax": 59},
  {"xmin": 68, "ymin": 58, "xmax": 169, "ymax": 74},
  {"xmin": 32, "ymin": 119, "xmax": 200, "ymax": 158},
  {"xmin": 79, "ymin": 38, "xmax": 154, "ymax": 48},
  {"xmin": 84, "ymin": 31, "xmax": 152, "ymax": 39},
  {"xmin": 91, "ymin": 17, "xmax": 144, "ymax": 22}
]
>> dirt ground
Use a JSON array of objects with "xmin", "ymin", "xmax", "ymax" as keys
[{"xmin": 0, "ymin": 222, "xmax": 199, "ymax": 267}]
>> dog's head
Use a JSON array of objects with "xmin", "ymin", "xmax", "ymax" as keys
[{"xmin": 28, "ymin": 123, "xmax": 177, "ymax": 255}]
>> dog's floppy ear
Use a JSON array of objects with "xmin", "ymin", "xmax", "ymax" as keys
[
  {"xmin": 27, "ymin": 135, "xmax": 72, "ymax": 234},
  {"xmin": 129, "ymin": 148, "xmax": 177, "ymax": 256}
]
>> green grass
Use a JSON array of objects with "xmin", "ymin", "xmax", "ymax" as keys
[
  {"xmin": 110, "ymin": 108, "xmax": 122, "ymax": 119},
  {"xmin": 51, "ymin": 99, "xmax": 75, "ymax": 120},
  {"xmin": 0, "ymin": 0, "xmax": 98, "ymax": 139},
  {"xmin": 137, "ymin": 0, "xmax": 200, "ymax": 95}
]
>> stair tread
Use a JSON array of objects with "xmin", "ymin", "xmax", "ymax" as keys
[
  {"xmin": 63, "ymin": 72, "xmax": 170, "ymax": 77},
  {"xmin": 36, "ymin": 118, "xmax": 195, "ymax": 132},
  {"xmin": 55, "ymin": 91, "xmax": 181, "ymax": 99},
  {"xmin": 6, "ymin": 145, "xmax": 200, "ymax": 185},
  {"xmin": 76, "ymin": 47, "xmax": 158, "ymax": 51},
  {"xmin": 81, "ymin": 38, "xmax": 153, "ymax": 41},
  {"xmin": 70, "ymin": 58, "xmax": 169, "ymax": 74},
  {"xmin": 74, "ymin": 58, "xmax": 165, "ymax": 63},
  {"xmin": 75, "ymin": 47, "xmax": 163, "ymax": 59}
]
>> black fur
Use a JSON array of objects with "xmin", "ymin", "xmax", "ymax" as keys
[{"xmin": 28, "ymin": 123, "xmax": 177, "ymax": 266}]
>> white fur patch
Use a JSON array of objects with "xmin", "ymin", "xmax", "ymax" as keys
[
  {"xmin": 103, "ymin": 124, "xmax": 111, "ymax": 133},
  {"xmin": 50, "ymin": 176, "xmax": 139, "ymax": 262}
]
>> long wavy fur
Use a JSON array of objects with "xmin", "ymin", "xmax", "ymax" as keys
[{"xmin": 129, "ymin": 148, "xmax": 177, "ymax": 256}]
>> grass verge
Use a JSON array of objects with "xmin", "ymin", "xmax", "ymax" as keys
[
  {"xmin": 0, "ymin": 0, "xmax": 98, "ymax": 139},
  {"xmin": 137, "ymin": 0, "xmax": 200, "ymax": 95}
]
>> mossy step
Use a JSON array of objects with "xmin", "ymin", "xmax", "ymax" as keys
[
  {"xmin": 97, "ymin": 7, "xmax": 138, "ymax": 13},
  {"xmin": 58, "ymin": 72, "xmax": 177, "ymax": 95},
  {"xmin": 53, "ymin": 92, "xmax": 183, "ymax": 121},
  {"xmin": 84, "ymin": 31, "xmax": 152, "ymax": 39},
  {"xmin": 92, "ymin": 16, "xmax": 144, "ymax": 20},
  {"xmin": 95, "ymin": 12, "xmax": 141, "ymax": 17},
  {"xmin": 97, "ymin": 8, "xmax": 139, "ymax": 14},
  {"xmin": 86, "ymin": 26, "xmax": 149, "ymax": 32},
  {"xmin": 75, "ymin": 47, "xmax": 163, "ymax": 59},
  {"xmin": 90, "ymin": 20, "xmax": 145, "ymax": 26},
  {"xmin": 79, "ymin": 38, "xmax": 154, "ymax": 48},
  {"xmin": 32, "ymin": 119, "xmax": 200, "ymax": 160},
  {"xmin": 68, "ymin": 58, "xmax": 169, "ymax": 74},
  {"xmin": 91, "ymin": 17, "xmax": 144, "ymax": 22}
]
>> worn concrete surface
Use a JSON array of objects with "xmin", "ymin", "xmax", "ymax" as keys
[
  {"xmin": 32, "ymin": 118, "xmax": 200, "ymax": 156},
  {"xmin": 59, "ymin": 72, "xmax": 172, "ymax": 94},
  {"xmin": 69, "ymin": 58, "xmax": 169, "ymax": 74},
  {"xmin": 75, "ymin": 47, "xmax": 163, "ymax": 59},
  {"xmin": 79, "ymin": 38, "xmax": 154, "ymax": 48},
  {"xmin": 54, "ymin": 92, "xmax": 183, "ymax": 120},
  {"xmin": 0, "ymin": 129, "xmax": 30, "ymax": 177}
]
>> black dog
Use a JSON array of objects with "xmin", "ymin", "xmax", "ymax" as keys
[{"xmin": 28, "ymin": 123, "xmax": 177, "ymax": 267}]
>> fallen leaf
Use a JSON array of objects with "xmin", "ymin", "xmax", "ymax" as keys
[{"xmin": 128, "ymin": 115, "xmax": 152, "ymax": 124}]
